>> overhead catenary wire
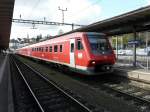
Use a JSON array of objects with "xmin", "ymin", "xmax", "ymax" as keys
[
  {"xmin": 27, "ymin": 0, "xmax": 41, "ymax": 19},
  {"xmin": 68, "ymin": 0, "xmax": 102, "ymax": 24},
  {"xmin": 25, "ymin": 0, "xmax": 41, "ymax": 29},
  {"xmin": 72, "ymin": 0, "xmax": 102, "ymax": 17},
  {"xmin": 15, "ymin": 0, "xmax": 101, "ymax": 31}
]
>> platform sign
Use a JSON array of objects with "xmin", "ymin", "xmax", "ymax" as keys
[{"xmin": 128, "ymin": 41, "xmax": 139, "ymax": 45}]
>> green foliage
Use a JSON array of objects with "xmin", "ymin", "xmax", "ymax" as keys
[
  {"xmin": 111, "ymin": 33, "xmax": 133, "ymax": 49},
  {"xmin": 36, "ymin": 34, "xmax": 42, "ymax": 42},
  {"xmin": 111, "ymin": 32, "xmax": 150, "ymax": 49}
]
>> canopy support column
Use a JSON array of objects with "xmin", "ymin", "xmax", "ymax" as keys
[{"xmin": 133, "ymin": 27, "xmax": 137, "ymax": 67}]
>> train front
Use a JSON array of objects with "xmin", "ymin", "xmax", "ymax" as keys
[{"xmin": 86, "ymin": 33, "xmax": 116, "ymax": 75}]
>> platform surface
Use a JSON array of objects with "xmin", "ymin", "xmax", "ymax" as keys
[
  {"xmin": 114, "ymin": 63, "xmax": 150, "ymax": 82},
  {"xmin": 0, "ymin": 54, "xmax": 13, "ymax": 112}
]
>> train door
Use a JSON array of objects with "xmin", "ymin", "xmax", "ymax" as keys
[
  {"xmin": 70, "ymin": 39, "xmax": 75, "ymax": 67},
  {"xmin": 28, "ymin": 48, "xmax": 31, "ymax": 56}
]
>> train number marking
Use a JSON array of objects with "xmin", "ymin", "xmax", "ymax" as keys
[{"xmin": 78, "ymin": 53, "xmax": 83, "ymax": 59}]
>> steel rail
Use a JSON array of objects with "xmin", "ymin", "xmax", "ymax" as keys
[
  {"xmin": 102, "ymin": 83, "xmax": 150, "ymax": 104},
  {"xmin": 13, "ymin": 59, "xmax": 45, "ymax": 112},
  {"xmin": 14, "ymin": 57, "xmax": 92, "ymax": 112}
]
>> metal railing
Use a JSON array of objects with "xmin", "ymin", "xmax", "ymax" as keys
[{"xmin": 116, "ymin": 54, "xmax": 150, "ymax": 71}]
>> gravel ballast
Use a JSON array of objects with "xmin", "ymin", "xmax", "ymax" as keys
[{"xmin": 17, "ymin": 56, "xmax": 140, "ymax": 112}]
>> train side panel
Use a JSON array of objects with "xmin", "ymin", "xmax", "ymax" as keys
[
  {"xmin": 16, "ymin": 32, "xmax": 116, "ymax": 75},
  {"xmin": 74, "ymin": 35, "xmax": 90, "ymax": 69}
]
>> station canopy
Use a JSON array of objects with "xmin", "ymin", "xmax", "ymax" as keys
[
  {"xmin": 0, "ymin": 0, "xmax": 14, "ymax": 49},
  {"xmin": 72, "ymin": 5, "xmax": 150, "ymax": 36}
]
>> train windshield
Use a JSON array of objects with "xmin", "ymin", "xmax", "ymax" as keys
[{"xmin": 88, "ymin": 35, "xmax": 111, "ymax": 54}]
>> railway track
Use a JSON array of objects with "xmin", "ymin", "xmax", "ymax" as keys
[
  {"xmin": 80, "ymin": 76, "xmax": 150, "ymax": 111},
  {"xmin": 11, "ymin": 56, "xmax": 95, "ymax": 112},
  {"xmin": 10, "ymin": 56, "xmax": 41, "ymax": 112},
  {"xmin": 15, "ymin": 55, "xmax": 150, "ymax": 111},
  {"xmin": 101, "ymin": 82, "xmax": 150, "ymax": 109}
]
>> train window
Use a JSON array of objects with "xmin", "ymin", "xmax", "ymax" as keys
[
  {"xmin": 54, "ymin": 45, "xmax": 58, "ymax": 52},
  {"xmin": 77, "ymin": 39, "xmax": 83, "ymax": 50},
  {"xmin": 41, "ymin": 47, "xmax": 43, "ymax": 52},
  {"xmin": 88, "ymin": 35, "xmax": 111, "ymax": 54},
  {"xmin": 32, "ymin": 48, "xmax": 34, "ymax": 51},
  {"xmin": 45, "ymin": 47, "xmax": 48, "ymax": 52},
  {"xmin": 49, "ymin": 46, "xmax": 52, "ymax": 52},
  {"xmin": 71, "ymin": 43, "xmax": 74, "ymax": 52},
  {"xmin": 60, "ymin": 45, "xmax": 62, "ymax": 52}
]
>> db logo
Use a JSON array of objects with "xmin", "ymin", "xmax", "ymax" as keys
[{"xmin": 104, "ymin": 56, "xmax": 107, "ymax": 59}]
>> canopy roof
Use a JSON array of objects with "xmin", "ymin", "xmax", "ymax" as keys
[
  {"xmin": 60, "ymin": 5, "xmax": 150, "ymax": 37},
  {"xmin": 0, "ymin": 0, "xmax": 14, "ymax": 49}
]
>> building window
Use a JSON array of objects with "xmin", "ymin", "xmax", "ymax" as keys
[
  {"xmin": 49, "ymin": 46, "xmax": 52, "ymax": 52},
  {"xmin": 54, "ymin": 45, "xmax": 58, "ymax": 52},
  {"xmin": 60, "ymin": 45, "xmax": 62, "ymax": 52},
  {"xmin": 45, "ymin": 47, "xmax": 48, "ymax": 52},
  {"xmin": 77, "ymin": 39, "xmax": 83, "ymax": 50}
]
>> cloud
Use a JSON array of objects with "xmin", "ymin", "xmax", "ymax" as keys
[
  {"xmin": 10, "ymin": 23, "xmax": 59, "ymax": 39},
  {"xmin": 144, "ymin": 0, "xmax": 150, "ymax": 6},
  {"xmin": 61, "ymin": 0, "xmax": 102, "ymax": 24},
  {"xmin": 11, "ymin": 0, "xmax": 102, "ymax": 39},
  {"xmin": 148, "ymin": 0, "xmax": 150, "ymax": 5}
]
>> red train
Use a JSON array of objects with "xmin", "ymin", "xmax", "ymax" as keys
[{"xmin": 16, "ymin": 32, "xmax": 116, "ymax": 75}]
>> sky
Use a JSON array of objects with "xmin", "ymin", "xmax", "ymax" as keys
[{"xmin": 10, "ymin": 0, "xmax": 150, "ymax": 39}]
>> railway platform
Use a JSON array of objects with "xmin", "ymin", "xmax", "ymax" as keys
[
  {"xmin": 0, "ymin": 54, "xmax": 14, "ymax": 112},
  {"xmin": 114, "ymin": 63, "xmax": 150, "ymax": 83}
]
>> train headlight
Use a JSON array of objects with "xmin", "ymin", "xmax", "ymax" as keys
[
  {"xmin": 106, "ymin": 66, "xmax": 110, "ymax": 70},
  {"xmin": 91, "ymin": 61, "xmax": 96, "ymax": 65}
]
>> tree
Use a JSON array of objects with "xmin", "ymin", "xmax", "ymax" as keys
[
  {"xmin": 31, "ymin": 37, "xmax": 36, "ymax": 43},
  {"xmin": 17, "ymin": 38, "xmax": 22, "ymax": 42},
  {"xmin": 10, "ymin": 39, "xmax": 19, "ymax": 49},
  {"xmin": 36, "ymin": 34, "xmax": 42, "ymax": 42},
  {"xmin": 58, "ymin": 29, "xmax": 64, "ymax": 35}
]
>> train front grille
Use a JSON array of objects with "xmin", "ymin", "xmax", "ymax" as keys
[{"xmin": 94, "ymin": 64, "xmax": 112, "ymax": 72}]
